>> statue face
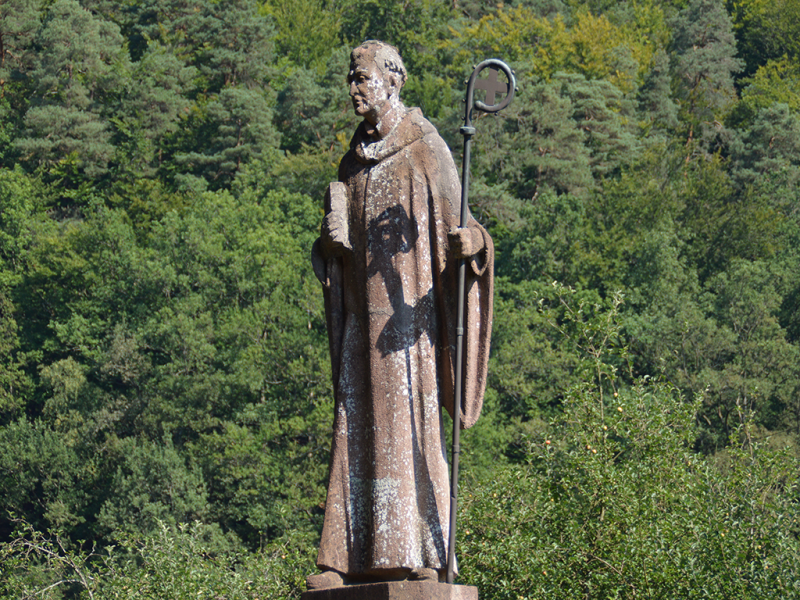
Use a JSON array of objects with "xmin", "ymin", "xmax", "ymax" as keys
[{"xmin": 348, "ymin": 56, "xmax": 392, "ymax": 123}]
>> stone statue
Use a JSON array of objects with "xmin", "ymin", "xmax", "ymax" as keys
[{"xmin": 308, "ymin": 40, "xmax": 494, "ymax": 590}]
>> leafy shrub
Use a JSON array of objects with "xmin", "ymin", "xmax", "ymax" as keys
[
  {"xmin": 459, "ymin": 286, "xmax": 800, "ymax": 599},
  {"xmin": 0, "ymin": 521, "xmax": 314, "ymax": 600}
]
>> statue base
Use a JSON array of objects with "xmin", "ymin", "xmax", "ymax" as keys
[{"xmin": 301, "ymin": 581, "xmax": 478, "ymax": 600}]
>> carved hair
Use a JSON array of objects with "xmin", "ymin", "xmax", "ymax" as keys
[{"xmin": 351, "ymin": 40, "xmax": 407, "ymax": 89}]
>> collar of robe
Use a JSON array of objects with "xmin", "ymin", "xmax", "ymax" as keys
[{"xmin": 352, "ymin": 108, "xmax": 427, "ymax": 165}]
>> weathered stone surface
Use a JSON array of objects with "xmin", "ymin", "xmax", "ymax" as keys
[
  {"xmin": 301, "ymin": 581, "xmax": 478, "ymax": 600},
  {"xmin": 310, "ymin": 40, "xmax": 494, "ymax": 582}
]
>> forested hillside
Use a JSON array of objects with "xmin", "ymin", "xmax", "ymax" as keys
[{"xmin": 1, "ymin": 0, "xmax": 800, "ymax": 597}]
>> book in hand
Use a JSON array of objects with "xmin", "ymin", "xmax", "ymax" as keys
[{"xmin": 323, "ymin": 182, "xmax": 351, "ymax": 255}]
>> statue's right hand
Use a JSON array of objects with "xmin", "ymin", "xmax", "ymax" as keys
[{"xmin": 321, "ymin": 211, "xmax": 351, "ymax": 256}]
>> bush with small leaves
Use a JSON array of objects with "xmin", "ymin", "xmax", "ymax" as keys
[{"xmin": 459, "ymin": 285, "xmax": 800, "ymax": 599}]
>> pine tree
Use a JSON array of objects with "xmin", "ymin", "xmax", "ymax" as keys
[
  {"xmin": 730, "ymin": 103, "xmax": 800, "ymax": 188},
  {"xmin": 114, "ymin": 43, "xmax": 197, "ymax": 178},
  {"xmin": 14, "ymin": 0, "xmax": 129, "ymax": 178},
  {"xmin": 671, "ymin": 0, "xmax": 743, "ymax": 147},
  {"xmin": 175, "ymin": 86, "xmax": 279, "ymax": 189},
  {"xmin": 0, "ymin": 0, "xmax": 42, "ymax": 96},
  {"xmin": 638, "ymin": 49, "xmax": 679, "ymax": 133}
]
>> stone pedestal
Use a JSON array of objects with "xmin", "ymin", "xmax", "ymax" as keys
[{"xmin": 301, "ymin": 581, "xmax": 478, "ymax": 600}]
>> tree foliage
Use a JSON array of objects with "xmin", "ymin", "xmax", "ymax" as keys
[{"xmin": 1, "ymin": 0, "xmax": 800, "ymax": 597}]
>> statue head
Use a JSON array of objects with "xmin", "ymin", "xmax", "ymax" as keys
[{"xmin": 348, "ymin": 41, "xmax": 406, "ymax": 126}]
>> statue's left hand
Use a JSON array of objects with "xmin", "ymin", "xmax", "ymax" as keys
[{"xmin": 448, "ymin": 227, "xmax": 483, "ymax": 259}]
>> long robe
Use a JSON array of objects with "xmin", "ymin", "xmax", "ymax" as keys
[{"xmin": 311, "ymin": 107, "xmax": 494, "ymax": 577}]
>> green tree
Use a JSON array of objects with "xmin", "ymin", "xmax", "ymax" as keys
[
  {"xmin": 0, "ymin": 0, "xmax": 42, "ymax": 97},
  {"xmin": 97, "ymin": 436, "xmax": 210, "ymax": 539},
  {"xmin": 489, "ymin": 279, "xmax": 584, "ymax": 424},
  {"xmin": 5, "ymin": 182, "xmax": 330, "ymax": 545},
  {"xmin": 274, "ymin": 49, "xmax": 356, "ymax": 154},
  {"xmin": 14, "ymin": 0, "xmax": 129, "ymax": 179},
  {"xmin": 262, "ymin": 0, "xmax": 342, "ymax": 71},
  {"xmin": 0, "ymin": 289, "xmax": 25, "ymax": 421},
  {"xmin": 461, "ymin": 288, "xmax": 800, "ymax": 599},
  {"xmin": 175, "ymin": 86, "xmax": 279, "ymax": 189},
  {"xmin": 471, "ymin": 77, "xmax": 593, "ymax": 204},
  {"xmin": 339, "ymin": 0, "xmax": 425, "ymax": 53},
  {"xmin": 726, "ymin": 0, "xmax": 800, "ymax": 78},
  {"xmin": 735, "ymin": 57, "xmax": 800, "ymax": 123},
  {"xmin": 466, "ymin": 71, "xmax": 636, "ymax": 222},
  {"xmin": 638, "ymin": 49, "xmax": 679, "ymax": 134},
  {"xmin": 497, "ymin": 188, "xmax": 585, "ymax": 284},
  {"xmin": 698, "ymin": 260, "xmax": 799, "ymax": 441},
  {"xmin": 671, "ymin": 0, "xmax": 743, "ymax": 148},
  {"xmin": 0, "ymin": 417, "xmax": 87, "ymax": 538},
  {"xmin": 112, "ymin": 43, "xmax": 196, "ymax": 179},
  {"xmin": 117, "ymin": 0, "xmax": 208, "ymax": 62},
  {"xmin": 558, "ymin": 72, "xmax": 639, "ymax": 178},
  {"xmin": 730, "ymin": 103, "xmax": 800, "ymax": 188},
  {"xmin": 183, "ymin": 0, "xmax": 275, "ymax": 91}
]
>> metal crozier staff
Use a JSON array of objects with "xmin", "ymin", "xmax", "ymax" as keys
[{"xmin": 447, "ymin": 59, "xmax": 516, "ymax": 585}]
